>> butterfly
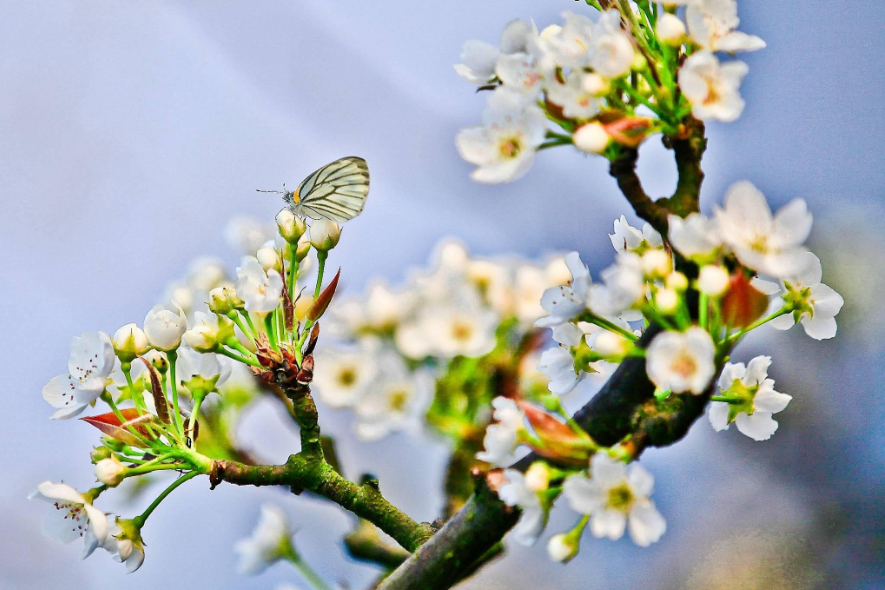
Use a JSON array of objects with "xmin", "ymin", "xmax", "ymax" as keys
[{"xmin": 258, "ymin": 156, "xmax": 370, "ymax": 222}]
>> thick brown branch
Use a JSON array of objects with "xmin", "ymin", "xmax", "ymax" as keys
[
  {"xmin": 377, "ymin": 478, "xmax": 518, "ymax": 590},
  {"xmin": 609, "ymin": 148, "xmax": 670, "ymax": 235}
]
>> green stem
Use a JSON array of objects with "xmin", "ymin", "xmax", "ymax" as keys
[
  {"xmin": 727, "ymin": 308, "xmax": 790, "ymax": 344},
  {"xmin": 240, "ymin": 310, "xmax": 258, "ymax": 339},
  {"xmin": 710, "ymin": 395, "xmax": 743, "ymax": 404},
  {"xmin": 166, "ymin": 350, "xmax": 184, "ymax": 435},
  {"xmin": 228, "ymin": 312, "xmax": 254, "ymax": 342},
  {"xmin": 218, "ymin": 347, "xmax": 262, "ymax": 368},
  {"xmin": 314, "ymin": 251, "xmax": 328, "ymax": 299},
  {"xmin": 264, "ymin": 313, "xmax": 278, "ymax": 349},
  {"xmin": 699, "ymin": 292, "xmax": 709, "ymax": 329},
  {"xmin": 582, "ymin": 314, "xmax": 639, "ymax": 341},
  {"xmin": 288, "ymin": 253, "xmax": 300, "ymax": 302},
  {"xmin": 133, "ymin": 470, "xmax": 200, "ymax": 528},
  {"xmin": 282, "ymin": 547, "xmax": 336, "ymax": 590}
]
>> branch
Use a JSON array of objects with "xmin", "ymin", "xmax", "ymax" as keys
[
  {"xmin": 377, "ymin": 475, "xmax": 518, "ymax": 590},
  {"xmin": 345, "ymin": 519, "xmax": 412, "ymax": 569},
  {"xmin": 608, "ymin": 117, "xmax": 707, "ymax": 234},
  {"xmin": 608, "ymin": 148, "xmax": 670, "ymax": 235},
  {"xmin": 210, "ymin": 457, "xmax": 434, "ymax": 552}
]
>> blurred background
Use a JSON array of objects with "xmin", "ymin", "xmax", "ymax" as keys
[{"xmin": 1, "ymin": 0, "xmax": 883, "ymax": 588}]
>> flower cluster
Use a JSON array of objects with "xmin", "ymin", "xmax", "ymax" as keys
[
  {"xmin": 314, "ymin": 241, "xmax": 572, "ymax": 441},
  {"xmin": 456, "ymin": 0, "xmax": 764, "ymax": 182},
  {"xmin": 33, "ymin": 207, "xmax": 347, "ymax": 572},
  {"xmin": 474, "ymin": 181, "xmax": 842, "ymax": 559}
]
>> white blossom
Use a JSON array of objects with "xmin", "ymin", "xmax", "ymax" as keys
[
  {"xmin": 708, "ymin": 356, "xmax": 792, "ymax": 441},
  {"xmin": 563, "ymin": 454, "xmax": 666, "ymax": 546},
  {"xmin": 236, "ymin": 256, "xmax": 284, "ymax": 313},
  {"xmin": 715, "ymin": 181, "xmax": 813, "ymax": 277},
  {"xmin": 538, "ymin": 346, "xmax": 583, "ymax": 395},
  {"xmin": 536, "ymin": 252, "xmax": 592, "ymax": 328},
  {"xmin": 454, "ymin": 19, "xmax": 533, "ymax": 84},
  {"xmin": 547, "ymin": 72, "xmax": 602, "ymax": 120},
  {"xmin": 42, "ymin": 332, "xmax": 116, "ymax": 419},
  {"xmin": 313, "ymin": 346, "xmax": 378, "ymax": 408},
  {"xmin": 144, "ymin": 304, "xmax": 188, "ymax": 351},
  {"xmin": 177, "ymin": 346, "xmax": 231, "ymax": 386},
  {"xmin": 588, "ymin": 252, "xmax": 645, "ymax": 319},
  {"xmin": 234, "ymin": 504, "xmax": 293, "ymax": 575},
  {"xmin": 591, "ymin": 10, "xmax": 635, "ymax": 79},
  {"xmin": 29, "ymin": 482, "xmax": 109, "ymax": 559},
  {"xmin": 768, "ymin": 252, "xmax": 844, "ymax": 340},
  {"xmin": 456, "ymin": 90, "xmax": 547, "ymax": 183},
  {"xmin": 609, "ymin": 216, "xmax": 663, "ymax": 254},
  {"xmin": 477, "ymin": 397, "xmax": 525, "ymax": 466},
  {"xmin": 544, "ymin": 11, "xmax": 596, "ymax": 69},
  {"xmin": 678, "ymin": 51, "xmax": 748, "ymax": 122},
  {"xmin": 106, "ymin": 519, "xmax": 146, "ymax": 573},
  {"xmin": 646, "ymin": 327, "xmax": 716, "ymax": 394},
  {"xmin": 499, "ymin": 470, "xmax": 546, "ymax": 546},
  {"xmin": 668, "ymin": 213, "xmax": 722, "ymax": 262},
  {"xmin": 686, "ymin": 0, "xmax": 766, "ymax": 53},
  {"xmin": 354, "ymin": 356, "xmax": 433, "ymax": 441}
]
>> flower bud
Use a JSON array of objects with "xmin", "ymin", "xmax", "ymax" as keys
[
  {"xmin": 309, "ymin": 220, "xmax": 342, "ymax": 251},
  {"xmin": 698, "ymin": 265, "xmax": 730, "ymax": 297},
  {"xmin": 183, "ymin": 325, "xmax": 217, "ymax": 352},
  {"xmin": 656, "ymin": 13, "xmax": 686, "ymax": 45},
  {"xmin": 666, "ymin": 271, "xmax": 688, "ymax": 291},
  {"xmin": 90, "ymin": 446, "xmax": 113, "ymax": 464},
  {"xmin": 547, "ymin": 533, "xmax": 579, "ymax": 563},
  {"xmin": 655, "ymin": 287, "xmax": 680, "ymax": 314},
  {"xmin": 593, "ymin": 330, "xmax": 632, "ymax": 358},
  {"xmin": 208, "ymin": 287, "xmax": 244, "ymax": 315},
  {"xmin": 641, "ymin": 249, "xmax": 670, "ymax": 278},
  {"xmin": 143, "ymin": 305, "xmax": 187, "ymax": 351},
  {"xmin": 258, "ymin": 243, "xmax": 282, "ymax": 273},
  {"xmin": 112, "ymin": 323, "xmax": 150, "ymax": 362},
  {"xmin": 275, "ymin": 208, "xmax": 307, "ymax": 244},
  {"xmin": 294, "ymin": 233, "xmax": 312, "ymax": 261},
  {"xmin": 573, "ymin": 122, "xmax": 609, "ymax": 154},
  {"xmin": 95, "ymin": 456, "xmax": 126, "ymax": 487},
  {"xmin": 580, "ymin": 73, "xmax": 608, "ymax": 96},
  {"xmin": 525, "ymin": 461, "xmax": 551, "ymax": 493}
]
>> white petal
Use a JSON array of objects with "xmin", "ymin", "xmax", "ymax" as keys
[
  {"xmin": 754, "ymin": 386, "xmax": 792, "ymax": 414},
  {"xmin": 801, "ymin": 315, "xmax": 838, "ymax": 340},
  {"xmin": 810, "ymin": 284, "xmax": 844, "ymax": 318},
  {"xmin": 718, "ymin": 362, "xmax": 746, "ymax": 391},
  {"xmin": 751, "ymin": 278, "xmax": 780, "ymax": 295},
  {"xmin": 590, "ymin": 509, "xmax": 627, "ymax": 540},
  {"xmin": 735, "ymin": 412, "xmax": 778, "ymax": 441},
  {"xmin": 715, "ymin": 31, "xmax": 766, "ymax": 53},
  {"xmin": 768, "ymin": 312, "xmax": 796, "ymax": 331},
  {"xmin": 628, "ymin": 503, "xmax": 667, "ymax": 546},
  {"xmin": 773, "ymin": 199, "xmax": 813, "ymax": 248},
  {"xmin": 591, "ymin": 453, "xmax": 628, "ymax": 484},
  {"xmin": 742, "ymin": 356, "xmax": 771, "ymax": 387},
  {"xmin": 708, "ymin": 401, "xmax": 731, "ymax": 431},
  {"xmin": 83, "ymin": 504, "xmax": 108, "ymax": 544},
  {"xmin": 563, "ymin": 475, "xmax": 604, "ymax": 515},
  {"xmin": 627, "ymin": 464, "xmax": 654, "ymax": 497}
]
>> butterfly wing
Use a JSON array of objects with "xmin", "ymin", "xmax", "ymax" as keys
[{"xmin": 294, "ymin": 157, "xmax": 370, "ymax": 222}]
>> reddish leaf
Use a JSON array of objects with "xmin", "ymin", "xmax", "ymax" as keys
[
  {"xmin": 307, "ymin": 269, "xmax": 341, "ymax": 322},
  {"xmin": 81, "ymin": 409, "xmax": 153, "ymax": 446},
  {"xmin": 139, "ymin": 356, "xmax": 171, "ymax": 424},
  {"xmin": 280, "ymin": 256, "xmax": 295, "ymax": 333},
  {"xmin": 722, "ymin": 273, "xmax": 769, "ymax": 328},
  {"xmin": 518, "ymin": 402, "xmax": 591, "ymax": 464}
]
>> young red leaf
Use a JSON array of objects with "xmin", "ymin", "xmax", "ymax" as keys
[
  {"xmin": 722, "ymin": 273, "xmax": 769, "ymax": 328},
  {"xmin": 518, "ymin": 402, "xmax": 592, "ymax": 464},
  {"xmin": 81, "ymin": 409, "xmax": 152, "ymax": 446},
  {"xmin": 307, "ymin": 269, "xmax": 341, "ymax": 322}
]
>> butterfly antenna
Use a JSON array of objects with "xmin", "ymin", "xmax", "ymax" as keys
[{"xmin": 256, "ymin": 183, "xmax": 288, "ymax": 194}]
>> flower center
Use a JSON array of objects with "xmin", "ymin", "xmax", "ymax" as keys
[
  {"xmin": 388, "ymin": 388, "xmax": 410, "ymax": 412},
  {"xmin": 337, "ymin": 366, "xmax": 358, "ymax": 387},
  {"xmin": 451, "ymin": 320, "xmax": 474, "ymax": 342},
  {"xmin": 499, "ymin": 137, "xmax": 523, "ymax": 159},
  {"xmin": 670, "ymin": 353, "xmax": 697, "ymax": 378},
  {"xmin": 607, "ymin": 483, "xmax": 634, "ymax": 512}
]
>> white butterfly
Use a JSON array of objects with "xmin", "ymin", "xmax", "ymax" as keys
[{"xmin": 259, "ymin": 157, "xmax": 370, "ymax": 222}]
